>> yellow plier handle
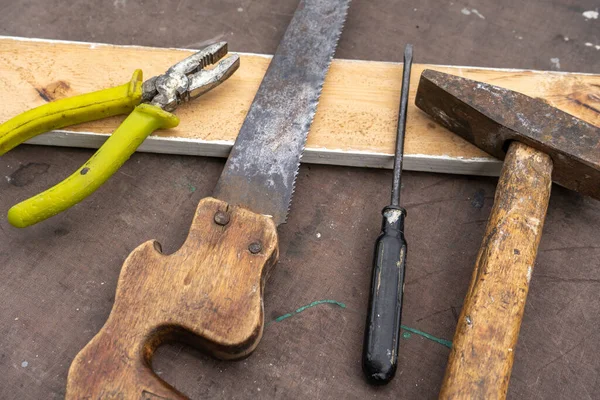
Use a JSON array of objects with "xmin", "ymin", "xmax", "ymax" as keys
[
  {"xmin": 1, "ymin": 42, "xmax": 240, "ymax": 228},
  {"xmin": 0, "ymin": 70, "xmax": 145, "ymax": 156},
  {"xmin": 7, "ymin": 102, "xmax": 179, "ymax": 228},
  {"xmin": 2, "ymin": 70, "xmax": 179, "ymax": 228}
]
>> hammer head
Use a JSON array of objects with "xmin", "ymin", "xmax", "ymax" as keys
[{"xmin": 415, "ymin": 69, "xmax": 600, "ymax": 200}]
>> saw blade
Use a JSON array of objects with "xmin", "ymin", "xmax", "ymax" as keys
[{"xmin": 213, "ymin": 0, "xmax": 350, "ymax": 225}]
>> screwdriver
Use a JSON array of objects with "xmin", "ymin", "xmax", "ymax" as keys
[{"xmin": 362, "ymin": 44, "xmax": 413, "ymax": 385}]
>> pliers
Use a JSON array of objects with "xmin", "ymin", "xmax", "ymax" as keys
[{"xmin": 0, "ymin": 42, "xmax": 240, "ymax": 228}]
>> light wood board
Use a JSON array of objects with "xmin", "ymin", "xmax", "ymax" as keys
[{"xmin": 1, "ymin": 36, "xmax": 599, "ymax": 176}]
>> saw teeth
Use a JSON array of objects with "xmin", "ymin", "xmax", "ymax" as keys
[
  {"xmin": 214, "ymin": 0, "xmax": 350, "ymax": 225},
  {"xmin": 283, "ymin": 1, "xmax": 350, "ymax": 223}
]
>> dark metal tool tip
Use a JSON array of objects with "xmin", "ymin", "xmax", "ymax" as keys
[
  {"xmin": 390, "ymin": 44, "xmax": 414, "ymax": 207},
  {"xmin": 404, "ymin": 43, "xmax": 413, "ymax": 59}
]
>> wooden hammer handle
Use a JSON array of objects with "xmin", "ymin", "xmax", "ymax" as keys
[
  {"xmin": 440, "ymin": 142, "xmax": 553, "ymax": 399},
  {"xmin": 66, "ymin": 197, "xmax": 279, "ymax": 399}
]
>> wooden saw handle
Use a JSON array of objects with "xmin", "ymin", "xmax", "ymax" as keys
[
  {"xmin": 66, "ymin": 197, "xmax": 278, "ymax": 399},
  {"xmin": 440, "ymin": 142, "xmax": 553, "ymax": 399}
]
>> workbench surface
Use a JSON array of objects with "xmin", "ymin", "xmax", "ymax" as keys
[{"xmin": 0, "ymin": 0, "xmax": 599, "ymax": 398}]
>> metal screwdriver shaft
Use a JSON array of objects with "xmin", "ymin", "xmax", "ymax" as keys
[
  {"xmin": 362, "ymin": 44, "xmax": 413, "ymax": 385},
  {"xmin": 391, "ymin": 44, "xmax": 412, "ymax": 206}
]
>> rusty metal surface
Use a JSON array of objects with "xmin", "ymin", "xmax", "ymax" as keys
[
  {"xmin": 0, "ymin": 0, "xmax": 600, "ymax": 399},
  {"xmin": 142, "ymin": 42, "xmax": 240, "ymax": 112},
  {"xmin": 213, "ymin": 0, "xmax": 350, "ymax": 225},
  {"xmin": 415, "ymin": 69, "xmax": 600, "ymax": 200}
]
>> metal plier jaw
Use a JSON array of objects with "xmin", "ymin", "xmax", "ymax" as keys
[
  {"xmin": 142, "ymin": 42, "xmax": 240, "ymax": 112},
  {"xmin": 0, "ymin": 42, "xmax": 239, "ymax": 228}
]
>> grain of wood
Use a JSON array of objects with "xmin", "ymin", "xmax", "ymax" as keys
[
  {"xmin": 1, "ymin": 36, "xmax": 599, "ymax": 175},
  {"xmin": 439, "ymin": 142, "xmax": 553, "ymax": 400},
  {"xmin": 66, "ymin": 197, "xmax": 279, "ymax": 399}
]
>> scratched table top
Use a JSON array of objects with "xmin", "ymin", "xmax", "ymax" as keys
[{"xmin": 0, "ymin": 1, "xmax": 599, "ymax": 399}]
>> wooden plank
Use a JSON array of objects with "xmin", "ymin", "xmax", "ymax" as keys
[{"xmin": 1, "ymin": 36, "xmax": 599, "ymax": 176}]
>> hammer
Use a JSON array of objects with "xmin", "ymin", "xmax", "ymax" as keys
[{"xmin": 415, "ymin": 70, "xmax": 600, "ymax": 399}]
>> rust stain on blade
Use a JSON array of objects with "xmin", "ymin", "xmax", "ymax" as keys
[{"xmin": 213, "ymin": 0, "xmax": 351, "ymax": 225}]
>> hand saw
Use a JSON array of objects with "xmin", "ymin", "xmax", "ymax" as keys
[{"xmin": 65, "ymin": 0, "xmax": 350, "ymax": 398}]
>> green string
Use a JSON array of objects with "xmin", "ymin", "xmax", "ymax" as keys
[
  {"xmin": 273, "ymin": 299, "xmax": 346, "ymax": 322},
  {"xmin": 401, "ymin": 325, "xmax": 452, "ymax": 349},
  {"xmin": 269, "ymin": 299, "xmax": 452, "ymax": 349}
]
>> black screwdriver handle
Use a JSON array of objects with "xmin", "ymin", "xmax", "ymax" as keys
[{"xmin": 362, "ymin": 206, "xmax": 407, "ymax": 385}]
